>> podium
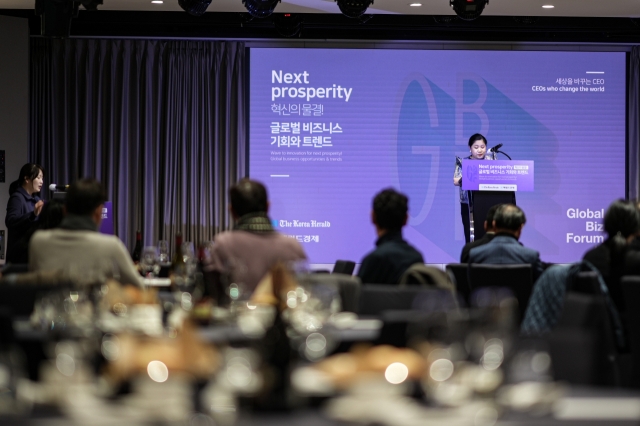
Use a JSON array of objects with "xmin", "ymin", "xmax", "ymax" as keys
[
  {"xmin": 470, "ymin": 191, "xmax": 515, "ymax": 241},
  {"xmin": 461, "ymin": 159, "xmax": 534, "ymax": 242}
]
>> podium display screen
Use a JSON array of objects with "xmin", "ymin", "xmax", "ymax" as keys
[
  {"xmin": 249, "ymin": 49, "xmax": 626, "ymax": 264},
  {"xmin": 462, "ymin": 160, "xmax": 534, "ymax": 192}
]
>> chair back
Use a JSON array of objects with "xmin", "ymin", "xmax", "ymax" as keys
[
  {"xmin": 359, "ymin": 286, "xmax": 456, "ymax": 346},
  {"xmin": 332, "ymin": 260, "xmax": 356, "ymax": 276},
  {"xmin": 0, "ymin": 271, "xmax": 74, "ymax": 317},
  {"xmin": 622, "ymin": 276, "xmax": 640, "ymax": 388},
  {"xmin": 569, "ymin": 268, "xmax": 626, "ymax": 351},
  {"xmin": 376, "ymin": 310, "xmax": 449, "ymax": 348},
  {"xmin": 547, "ymin": 327, "xmax": 598, "ymax": 385},
  {"xmin": 0, "ymin": 286, "xmax": 46, "ymax": 317},
  {"xmin": 445, "ymin": 263, "xmax": 470, "ymax": 305},
  {"xmin": 358, "ymin": 284, "xmax": 453, "ymax": 317},
  {"xmin": 569, "ymin": 271, "xmax": 600, "ymax": 294},
  {"xmin": 468, "ymin": 263, "xmax": 533, "ymax": 324},
  {"xmin": 1, "ymin": 263, "xmax": 29, "ymax": 275},
  {"xmin": 303, "ymin": 273, "xmax": 361, "ymax": 313},
  {"xmin": 555, "ymin": 291, "xmax": 619, "ymax": 386},
  {"xmin": 399, "ymin": 263, "xmax": 455, "ymax": 291}
]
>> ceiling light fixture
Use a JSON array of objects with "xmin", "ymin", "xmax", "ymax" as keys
[
  {"xmin": 449, "ymin": 0, "xmax": 488, "ymax": 21},
  {"xmin": 243, "ymin": 0, "xmax": 281, "ymax": 18},
  {"xmin": 335, "ymin": 0, "xmax": 374, "ymax": 18},
  {"xmin": 273, "ymin": 13, "xmax": 303, "ymax": 37},
  {"xmin": 151, "ymin": 0, "xmax": 163, "ymax": 3},
  {"xmin": 409, "ymin": 3, "xmax": 422, "ymax": 6},
  {"xmin": 542, "ymin": 4, "xmax": 554, "ymax": 8},
  {"xmin": 178, "ymin": 0, "xmax": 212, "ymax": 16}
]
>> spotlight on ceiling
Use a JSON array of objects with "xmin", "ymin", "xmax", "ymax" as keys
[
  {"xmin": 178, "ymin": 0, "xmax": 212, "ymax": 16},
  {"xmin": 335, "ymin": 0, "xmax": 374, "ymax": 19},
  {"xmin": 242, "ymin": 0, "xmax": 281, "ymax": 18},
  {"xmin": 449, "ymin": 0, "xmax": 488, "ymax": 21},
  {"xmin": 273, "ymin": 13, "xmax": 303, "ymax": 37}
]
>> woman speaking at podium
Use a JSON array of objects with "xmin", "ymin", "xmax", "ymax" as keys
[
  {"xmin": 5, "ymin": 163, "xmax": 45, "ymax": 263},
  {"xmin": 453, "ymin": 134, "xmax": 496, "ymax": 243}
]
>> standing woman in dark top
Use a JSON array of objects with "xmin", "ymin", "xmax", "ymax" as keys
[{"xmin": 5, "ymin": 163, "xmax": 45, "ymax": 263}]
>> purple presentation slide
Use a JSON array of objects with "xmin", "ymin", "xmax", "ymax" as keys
[
  {"xmin": 249, "ymin": 49, "xmax": 626, "ymax": 264},
  {"xmin": 99, "ymin": 201, "xmax": 114, "ymax": 235}
]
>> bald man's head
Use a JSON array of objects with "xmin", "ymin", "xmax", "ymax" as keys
[{"xmin": 492, "ymin": 204, "xmax": 527, "ymax": 239}]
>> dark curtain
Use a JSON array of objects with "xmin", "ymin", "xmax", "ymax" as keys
[
  {"xmin": 30, "ymin": 38, "xmax": 246, "ymax": 252},
  {"xmin": 630, "ymin": 46, "xmax": 640, "ymax": 200}
]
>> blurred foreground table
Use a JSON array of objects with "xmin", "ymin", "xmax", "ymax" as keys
[{"xmin": 0, "ymin": 386, "xmax": 638, "ymax": 426}]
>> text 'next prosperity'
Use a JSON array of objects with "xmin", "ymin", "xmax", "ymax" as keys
[{"xmin": 271, "ymin": 70, "xmax": 353, "ymax": 102}]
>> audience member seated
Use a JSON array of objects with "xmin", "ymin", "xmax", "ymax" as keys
[
  {"xmin": 9, "ymin": 198, "xmax": 65, "ymax": 265},
  {"xmin": 583, "ymin": 199, "xmax": 640, "ymax": 315},
  {"xmin": 620, "ymin": 200, "xmax": 640, "ymax": 276},
  {"xmin": 468, "ymin": 204, "xmax": 544, "ymax": 282},
  {"xmin": 625, "ymin": 236, "xmax": 640, "ymax": 276},
  {"xmin": 521, "ymin": 263, "xmax": 577, "ymax": 335},
  {"xmin": 357, "ymin": 188, "xmax": 424, "ymax": 285},
  {"xmin": 29, "ymin": 179, "xmax": 143, "ymax": 287},
  {"xmin": 460, "ymin": 203, "xmax": 500, "ymax": 263},
  {"xmin": 522, "ymin": 199, "xmax": 640, "ymax": 335},
  {"xmin": 206, "ymin": 179, "xmax": 306, "ymax": 293}
]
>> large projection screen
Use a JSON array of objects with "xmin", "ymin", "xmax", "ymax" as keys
[{"xmin": 249, "ymin": 48, "xmax": 626, "ymax": 265}]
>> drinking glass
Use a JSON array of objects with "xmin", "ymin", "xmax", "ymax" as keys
[
  {"xmin": 221, "ymin": 257, "xmax": 248, "ymax": 313},
  {"xmin": 157, "ymin": 240, "xmax": 170, "ymax": 264},
  {"xmin": 182, "ymin": 241, "xmax": 195, "ymax": 262},
  {"xmin": 140, "ymin": 246, "xmax": 159, "ymax": 278}
]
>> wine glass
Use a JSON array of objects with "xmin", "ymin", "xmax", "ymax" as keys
[
  {"xmin": 140, "ymin": 246, "xmax": 159, "ymax": 278},
  {"xmin": 222, "ymin": 257, "xmax": 248, "ymax": 314},
  {"xmin": 157, "ymin": 240, "xmax": 170, "ymax": 264},
  {"xmin": 182, "ymin": 241, "xmax": 195, "ymax": 262},
  {"xmin": 182, "ymin": 241, "xmax": 197, "ymax": 278}
]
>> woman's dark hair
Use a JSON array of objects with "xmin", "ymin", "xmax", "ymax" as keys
[
  {"xmin": 603, "ymin": 199, "xmax": 640, "ymax": 239},
  {"xmin": 9, "ymin": 163, "xmax": 44, "ymax": 195},
  {"xmin": 468, "ymin": 134, "xmax": 487, "ymax": 148},
  {"xmin": 604, "ymin": 199, "xmax": 640, "ymax": 289}
]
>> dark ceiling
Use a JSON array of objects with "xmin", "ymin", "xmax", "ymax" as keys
[{"xmin": 1, "ymin": 8, "xmax": 640, "ymax": 43}]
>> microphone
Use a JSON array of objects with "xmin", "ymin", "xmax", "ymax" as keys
[
  {"xmin": 488, "ymin": 143, "xmax": 503, "ymax": 153},
  {"xmin": 49, "ymin": 183, "xmax": 70, "ymax": 191}
]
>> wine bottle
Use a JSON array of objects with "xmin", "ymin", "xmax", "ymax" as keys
[
  {"xmin": 194, "ymin": 245, "xmax": 207, "ymax": 297},
  {"xmin": 131, "ymin": 230, "xmax": 142, "ymax": 263},
  {"xmin": 171, "ymin": 234, "xmax": 186, "ymax": 290}
]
